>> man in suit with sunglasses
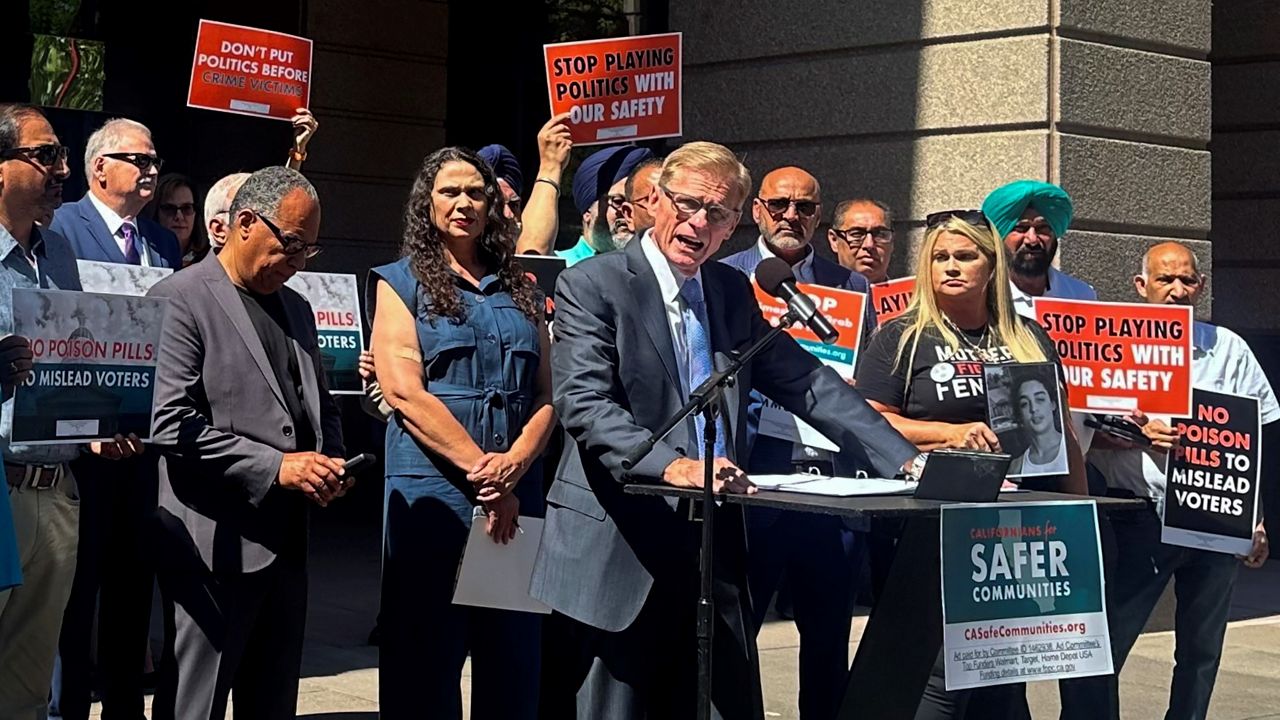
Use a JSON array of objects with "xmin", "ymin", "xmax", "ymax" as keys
[
  {"xmin": 48, "ymin": 117, "xmax": 182, "ymax": 720},
  {"xmin": 721, "ymin": 166, "xmax": 877, "ymax": 720}
]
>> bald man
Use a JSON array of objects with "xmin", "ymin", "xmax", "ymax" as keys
[
  {"xmin": 720, "ymin": 166, "xmax": 875, "ymax": 720},
  {"xmin": 1061, "ymin": 242, "xmax": 1277, "ymax": 720},
  {"xmin": 621, "ymin": 157, "xmax": 662, "ymax": 235}
]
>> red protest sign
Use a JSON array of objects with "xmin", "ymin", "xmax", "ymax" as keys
[
  {"xmin": 544, "ymin": 33, "xmax": 681, "ymax": 146},
  {"xmin": 188, "ymin": 20, "xmax": 313, "ymax": 121},
  {"xmin": 1033, "ymin": 298, "xmax": 1193, "ymax": 416},
  {"xmin": 752, "ymin": 282, "xmax": 866, "ymax": 372},
  {"xmin": 871, "ymin": 276, "xmax": 915, "ymax": 326}
]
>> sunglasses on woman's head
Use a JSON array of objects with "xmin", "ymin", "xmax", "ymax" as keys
[{"xmin": 925, "ymin": 209, "xmax": 990, "ymax": 229}]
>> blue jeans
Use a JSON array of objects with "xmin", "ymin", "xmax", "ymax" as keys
[{"xmin": 1060, "ymin": 506, "xmax": 1238, "ymax": 720}]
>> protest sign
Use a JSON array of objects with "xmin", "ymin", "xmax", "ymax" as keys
[
  {"xmin": 871, "ymin": 276, "xmax": 914, "ymax": 326},
  {"xmin": 1162, "ymin": 389, "xmax": 1260, "ymax": 555},
  {"xmin": 543, "ymin": 33, "xmax": 681, "ymax": 145},
  {"xmin": 753, "ymin": 281, "xmax": 866, "ymax": 450},
  {"xmin": 11, "ymin": 288, "xmax": 167, "ymax": 444},
  {"xmin": 941, "ymin": 500, "xmax": 1111, "ymax": 690},
  {"xmin": 1032, "ymin": 298, "xmax": 1192, "ymax": 416},
  {"xmin": 517, "ymin": 254, "xmax": 567, "ymax": 320},
  {"xmin": 188, "ymin": 19, "xmax": 313, "ymax": 121},
  {"xmin": 284, "ymin": 272, "xmax": 363, "ymax": 394},
  {"xmin": 76, "ymin": 260, "xmax": 172, "ymax": 297}
]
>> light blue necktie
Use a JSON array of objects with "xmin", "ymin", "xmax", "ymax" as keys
[{"xmin": 680, "ymin": 278, "xmax": 727, "ymax": 459}]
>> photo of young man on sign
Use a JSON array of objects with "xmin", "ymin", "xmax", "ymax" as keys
[{"xmin": 985, "ymin": 362, "xmax": 1069, "ymax": 478}]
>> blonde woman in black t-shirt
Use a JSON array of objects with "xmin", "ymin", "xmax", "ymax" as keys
[{"xmin": 856, "ymin": 210, "xmax": 1086, "ymax": 720}]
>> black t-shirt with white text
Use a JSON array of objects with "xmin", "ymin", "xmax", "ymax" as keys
[{"xmin": 856, "ymin": 317, "xmax": 1060, "ymax": 424}]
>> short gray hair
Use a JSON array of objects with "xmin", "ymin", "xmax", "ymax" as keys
[
  {"xmin": 204, "ymin": 172, "xmax": 251, "ymax": 227},
  {"xmin": 84, "ymin": 118, "xmax": 151, "ymax": 177},
  {"xmin": 229, "ymin": 166, "xmax": 319, "ymax": 219}
]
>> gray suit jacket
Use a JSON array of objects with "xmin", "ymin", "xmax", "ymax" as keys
[
  {"xmin": 148, "ymin": 254, "xmax": 344, "ymax": 575},
  {"xmin": 531, "ymin": 239, "xmax": 917, "ymax": 632}
]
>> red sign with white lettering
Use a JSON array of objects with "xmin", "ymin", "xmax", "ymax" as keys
[{"xmin": 188, "ymin": 19, "xmax": 313, "ymax": 121}]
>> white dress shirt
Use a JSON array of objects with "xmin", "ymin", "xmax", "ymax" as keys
[
  {"xmin": 640, "ymin": 230, "xmax": 701, "ymax": 398},
  {"xmin": 87, "ymin": 192, "xmax": 150, "ymax": 267}
]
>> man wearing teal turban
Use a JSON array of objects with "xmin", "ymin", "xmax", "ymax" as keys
[
  {"xmin": 982, "ymin": 180, "xmax": 1100, "ymax": 460},
  {"xmin": 982, "ymin": 179, "xmax": 1096, "ymax": 311}
]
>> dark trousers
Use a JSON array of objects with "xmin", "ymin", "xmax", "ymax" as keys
[
  {"xmin": 565, "ymin": 565, "xmax": 764, "ymax": 720},
  {"xmin": 379, "ymin": 477, "xmax": 542, "ymax": 720},
  {"xmin": 57, "ymin": 457, "xmax": 157, "ymax": 720},
  {"xmin": 1059, "ymin": 507, "xmax": 1238, "ymax": 720},
  {"xmin": 152, "ymin": 553, "xmax": 307, "ymax": 720},
  {"xmin": 747, "ymin": 509, "xmax": 861, "ymax": 720}
]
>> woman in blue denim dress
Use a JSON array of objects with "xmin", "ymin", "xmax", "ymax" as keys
[{"xmin": 369, "ymin": 147, "xmax": 555, "ymax": 719}]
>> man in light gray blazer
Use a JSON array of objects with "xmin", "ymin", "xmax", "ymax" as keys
[
  {"xmin": 147, "ymin": 166, "xmax": 347, "ymax": 720},
  {"xmin": 531, "ymin": 142, "xmax": 919, "ymax": 719}
]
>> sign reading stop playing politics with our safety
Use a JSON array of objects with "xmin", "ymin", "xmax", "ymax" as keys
[
  {"xmin": 1032, "ymin": 298, "xmax": 1193, "ymax": 416},
  {"xmin": 543, "ymin": 33, "xmax": 682, "ymax": 146},
  {"xmin": 188, "ymin": 19, "xmax": 313, "ymax": 121}
]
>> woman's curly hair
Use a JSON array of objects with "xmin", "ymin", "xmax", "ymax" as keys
[{"xmin": 401, "ymin": 146, "xmax": 540, "ymax": 323}]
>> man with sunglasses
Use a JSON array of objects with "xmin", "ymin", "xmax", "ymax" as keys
[
  {"xmin": 828, "ymin": 198, "xmax": 895, "ymax": 284},
  {"xmin": 721, "ymin": 166, "xmax": 878, "ymax": 720},
  {"xmin": 51, "ymin": 118, "xmax": 180, "ymax": 269},
  {"xmin": 534, "ymin": 143, "xmax": 918, "ymax": 719},
  {"xmin": 0, "ymin": 104, "xmax": 145, "ymax": 719},
  {"xmin": 146, "ymin": 165, "xmax": 344, "ymax": 720},
  {"xmin": 48, "ymin": 116, "xmax": 185, "ymax": 720},
  {"xmin": 622, "ymin": 156, "xmax": 663, "ymax": 236}
]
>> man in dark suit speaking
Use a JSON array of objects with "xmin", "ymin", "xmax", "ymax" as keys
[
  {"xmin": 146, "ymin": 166, "xmax": 347, "ymax": 720},
  {"xmin": 531, "ymin": 141, "xmax": 919, "ymax": 719}
]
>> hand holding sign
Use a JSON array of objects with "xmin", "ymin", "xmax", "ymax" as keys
[
  {"xmin": 0, "ymin": 335, "xmax": 34, "ymax": 391},
  {"xmin": 537, "ymin": 112, "xmax": 573, "ymax": 176},
  {"xmin": 1242, "ymin": 521, "xmax": 1269, "ymax": 568}
]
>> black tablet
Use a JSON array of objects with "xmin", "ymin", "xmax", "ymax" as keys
[{"xmin": 913, "ymin": 449, "xmax": 1013, "ymax": 502}]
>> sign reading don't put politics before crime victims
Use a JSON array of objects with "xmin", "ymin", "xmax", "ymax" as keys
[
  {"xmin": 1032, "ymin": 297, "xmax": 1193, "ymax": 416},
  {"xmin": 188, "ymin": 19, "xmax": 313, "ymax": 121},
  {"xmin": 284, "ymin": 271, "xmax": 364, "ymax": 395},
  {"xmin": 11, "ymin": 288, "xmax": 168, "ymax": 444},
  {"xmin": 544, "ymin": 32, "xmax": 681, "ymax": 146}
]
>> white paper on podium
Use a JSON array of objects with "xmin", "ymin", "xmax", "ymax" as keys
[
  {"xmin": 751, "ymin": 474, "xmax": 917, "ymax": 497},
  {"xmin": 453, "ymin": 510, "xmax": 551, "ymax": 614}
]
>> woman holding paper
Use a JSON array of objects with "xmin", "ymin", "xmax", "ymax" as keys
[
  {"xmin": 369, "ymin": 146, "xmax": 555, "ymax": 719},
  {"xmin": 855, "ymin": 209, "xmax": 1085, "ymax": 719}
]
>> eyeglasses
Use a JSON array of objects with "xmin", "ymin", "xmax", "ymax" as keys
[
  {"xmin": 256, "ymin": 212, "xmax": 322, "ymax": 259},
  {"xmin": 102, "ymin": 152, "xmax": 164, "ymax": 173},
  {"xmin": 925, "ymin": 209, "xmax": 990, "ymax": 229},
  {"xmin": 604, "ymin": 194, "xmax": 627, "ymax": 211},
  {"xmin": 660, "ymin": 187, "xmax": 740, "ymax": 227},
  {"xmin": 758, "ymin": 197, "xmax": 819, "ymax": 218},
  {"xmin": 0, "ymin": 144, "xmax": 69, "ymax": 167},
  {"xmin": 833, "ymin": 226, "xmax": 894, "ymax": 246},
  {"xmin": 159, "ymin": 203, "xmax": 196, "ymax": 217}
]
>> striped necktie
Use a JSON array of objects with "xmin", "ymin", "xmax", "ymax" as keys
[{"xmin": 680, "ymin": 277, "xmax": 727, "ymax": 459}]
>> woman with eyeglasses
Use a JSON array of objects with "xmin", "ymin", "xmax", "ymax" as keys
[
  {"xmin": 855, "ymin": 209, "xmax": 1086, "ymax": 719},
  {"xmin": 144, "ymin": 173, "xmax": 209, "ymax": 266},
  {"xmin": 369, "ymin": 146, "xmax": 555, "ymax": 719}
]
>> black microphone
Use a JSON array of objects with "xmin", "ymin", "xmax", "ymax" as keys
[{"xmin": 756, "ymin": 257, "xmax": 839, "ymax": 345}]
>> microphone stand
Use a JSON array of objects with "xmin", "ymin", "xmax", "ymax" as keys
[{"xmin": 621, "ymin": 309, "xmax": 802, "ymax": 720}]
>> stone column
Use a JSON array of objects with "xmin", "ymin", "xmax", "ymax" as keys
[{"xmin": 673, "ymin": 0, "xmax": 1212, "ymax": 315}]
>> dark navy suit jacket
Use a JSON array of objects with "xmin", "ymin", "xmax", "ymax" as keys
[{"xmin": 51, "ymin": 194, "xmax": 182, "ymax": 269}]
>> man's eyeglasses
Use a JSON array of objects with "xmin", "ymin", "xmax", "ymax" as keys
[
  {"xmin": 833, "ymin": 226, "xmax": 894, "ymax": 247},
  {"xmin": 256, "ymin": 212, "xmax": 322, "ymax": 259},
  {"xmin": 925, "ymin": 209, "xmax": 990, "ymax": 230},
  {"xmin": 102, "ymin": 152, "xmax": 164, "ymax": 173},
  {"xmin": 661, "ymin": 187, "xmax": 740, "ymax": 227},
  {"xmin": 758, "ymin": 197, "xmax": 819, "ymax": 218},
  {"xmin": 0, "ymin": 144, "xmax": 69, "ymax": 167},
  {"xmin": 604, "ymin": 194, "xmax": 627, "ymax": 211},
  {"xmin": 159, "ymin": 203, "xmax": 196, "ymax": 217}
]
